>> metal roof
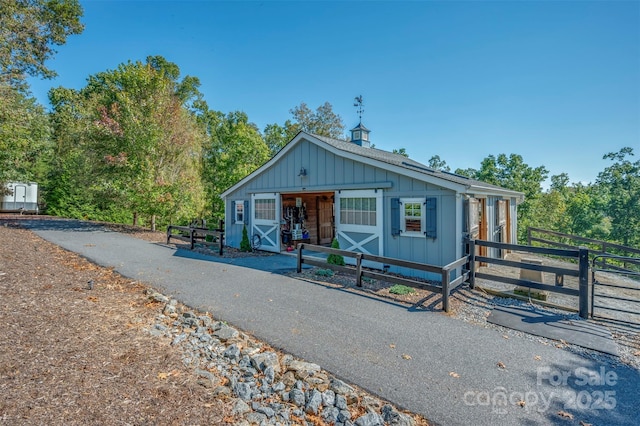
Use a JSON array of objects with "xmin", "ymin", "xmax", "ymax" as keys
[{"xmin": 312, "ymin": 133, "xmax": 523, "ymax": 198}]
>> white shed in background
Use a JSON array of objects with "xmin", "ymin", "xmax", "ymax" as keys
[{"xmin": 1, "ymin": 182, "xmax": 39, "ymax": 213}]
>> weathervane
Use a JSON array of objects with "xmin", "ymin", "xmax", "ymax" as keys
[{"xmin": 354, "ymin": 95, "xmax": 364, "ymax": 123}]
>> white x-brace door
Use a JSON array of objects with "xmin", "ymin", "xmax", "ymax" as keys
[
  {"xmin": 251, "ymin": 193, "xmax": 280, "ymax": 252},
  {"xmin": 335, "ymin": 189, "xmax": 383, "ymax": 256}
]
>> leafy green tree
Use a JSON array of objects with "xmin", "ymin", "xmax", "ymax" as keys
[
  {"xmin": 392, "ymin": 148, "xmax": 409, "ymax": 158},
  {"xmin": 596, "ymin": 147, "xmax": 639, "ymax": 246},
  {"xmin": 428, "ymin": 155, "xmax": 450, "ymax": 171},
  {"xmin": 263, "ymin": 120, "xmax": 299, "ymax": 157},
  {"xmin": 0, "ymin": 0, "xmax": 84, "ymax": 88},
  {"xmin": 48, "ymin": 57, "xmax": 206, "ymax": 226},
  {"xmin": 0, "ymin": 85, "xmax": 51, "ymax": 194},
  {"xmin": 289, "ymin": 102, "xmax": 345, "ymax": 139},
  {"xmin": 201, "ymin": 110, "xmax": 270, "ymax": 218}
]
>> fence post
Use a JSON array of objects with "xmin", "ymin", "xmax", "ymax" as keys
[
  {"xmin": 296, "ymin": 243, "xmax": 303, "ymax": 273},
  {"xmin": 356, "ymin": 253, "xmax": 363, "ymax": 287},
  {"xmin": 442, "ymin": 268, "xmax": 451, "ymax": 313},
  {"xmin": 219, "ymin": 231, "xmax": 224, "ymax": 256},
  {"xmin": 166, "ymin": 226, "xmax": 171, "ymax": 244},
  {"xmin": 190, "ymin": 228, "xmax": 195, "ymax": 250},
  {"xmin": 528, "ymin": 227, "xmax": 532, "ymax": 246},
  {"xmin": 578, "ymin": 247, "xmax": 589, "ymax": 319},
  {"xmin": 468, "ymin": 240, "xmax": 476, "ymax": 289}
]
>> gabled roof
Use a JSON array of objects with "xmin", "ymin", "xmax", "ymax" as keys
[{"xmin": 221, "ymin": 131, "xmax": 524, "ymax": 202}]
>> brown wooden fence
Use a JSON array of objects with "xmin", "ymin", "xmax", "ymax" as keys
[
  {"xmin": 528, "ymin": 227, "xmax": 640, "ymax": 273},
  {"xmin": 468, "ymin": 239, "xmax": 590, "ymax": 318},
  {"xmin": 167, "ymin": 220, "xmax": 225, "ymax": 255},
  {"xmin": 296, "ymin": 243, "xmax": 468, "ymax": 313}
]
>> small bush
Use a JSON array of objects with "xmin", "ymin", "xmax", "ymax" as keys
[
  {"xmin": 315, "ymin": 269, "xmax": 335, "ymax": 277},
  {"xmin": 327, "ymin": 238, "xmax": 345, "ymax": 266},
  {"xmin": 389, "ymin": 284, "xmax": 416, "ymax": 295},
  {"xmin": 240, "ymin": 225, "xmax": 252, "ymax": 252}
]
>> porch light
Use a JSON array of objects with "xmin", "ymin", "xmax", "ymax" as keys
[{"xmin": 298, "ymin": 167, "xmax": 307, "ymax": 177}]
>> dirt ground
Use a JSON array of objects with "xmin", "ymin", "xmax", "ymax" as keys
[{"xmin": 0, "ymin": 220, "xmax": 233, "ymax": 425}]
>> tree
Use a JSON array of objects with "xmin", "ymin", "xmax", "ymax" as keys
[
  {"xmin": 263, "ymin": 120, "xmax": 298, "ymax": 157},
  {"xmin": 392, "ymin": 148, "xmax": 409, "ymax": 158},
  {"xmin": 48, "ymin": 57, "xmax": 206, "ymax": 225},
  {"xmin": 0, "ymin": 0, "xmax": 84, "ymax": 88},
  {"xmin": 289, "ymin": 102, "xmax": 345, "ymax": 139},
  {"xmin": 201, "ymin": 110, "xmax": 270, "ymax": 218},
  {"xmin": 427, "ymin": 155, "xmax": 450, "ymax": 172},
  {"xmin": 0, "ymin": 85, "xmax": 51, "ymax": 194},
  {"xmin": 596, "ymin": 147, "xmax": 640, "ymax": 246}
]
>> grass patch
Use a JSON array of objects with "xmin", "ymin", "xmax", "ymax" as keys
[{"xmin": 389, "ymin": 284, "xmax": 416, "ymax": 295}]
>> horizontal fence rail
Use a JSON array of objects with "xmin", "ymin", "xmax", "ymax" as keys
[
  {"xmin": 468, "ymin": 238, "xmax": 590, "ymax": 318},
  {"xmin": 591, "ymin": 255, "xmax": 640, "ymax": 325},
  {"xmin": 528, "ymin": 227, "xmax": 640, "ymax": 273},
  {"xmin": 167, "ymin": 220, "xmax": 225, "ymax": 255},
  {"xmin": 296, "ymin": 243, "xmax": 468, "ymax": 313}
]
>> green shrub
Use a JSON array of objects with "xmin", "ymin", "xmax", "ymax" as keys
[
  {"xmin": 327, "ymin": 238, "xmax": 345, "ymax": 266},
  {"xmin": 240, "ymin": 225, "xmax": 252, "ymax": 252},
  {"xmin": 315, "ymin": 269, "xmax": 335, "ymax": 277},
  {"xmin": 389, "ymin": 284, "xmax": 416, "ymax": 295}
]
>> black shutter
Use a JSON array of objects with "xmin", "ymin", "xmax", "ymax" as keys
[
  {"xmin": 425, "ymin": 197, "xmax": 437, "ymax": 238},
  {"xmin": 391, "ymin": 198, "xmax": 401, "ymax": 236},
  {"xmin": 243, "ymin": 200, "xmax": 249, "ymax": 225}
]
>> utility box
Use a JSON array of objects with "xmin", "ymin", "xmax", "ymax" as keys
[{"xmin": 1, "ymin": 182, "xmax": 39, "ymax": 213}]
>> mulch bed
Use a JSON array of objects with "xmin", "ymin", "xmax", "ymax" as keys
[{"xmin": 0, "ymin": 219, "xmax": 232, "ymax": 425}]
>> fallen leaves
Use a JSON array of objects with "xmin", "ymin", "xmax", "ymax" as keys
[
  {"xmin": 497, "ymin": 361, "xmax": 506, "ymax": 369},
  {"xmin": 449, "ymin": 371, "xmax": 460, "ymax": 378},
  {"xmin": 401, "ymin": 354, "xmax": 412, "ymax": 360},
  {"xmin": 389, "ymin": 343, "xmax": 396, "ymax": 349},
  {"xmin": 579, "ymin": 421, "xmax": 592, "ymax": 426},
  {"xmin": 516, "ymin": 400, "xmax": 525, "ymax": 407},
  {"xmin": 534, "ymin": 355, "xmax": 541, "ymax": 361},
  {"xmin": 87, "ymin": 296, "xmax": 98, "ymax": 302},
  {"xmin": 502, "ymin": 335, "xmax": 509, "ymax": 339}
]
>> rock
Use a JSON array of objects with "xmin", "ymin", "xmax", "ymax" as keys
[
  {"xmin": 171, "ymin": 333, "xmax": 187, "ymax": 346},
  {"xmin": 288, "ymin": 360, "xmax": 321, "ymax": 374},
  {"xmin": 338, "ymin": 409, "xmax": 352, "ymax": 422},
  {"xmin": 282, "ymin": 371, "xmax": 296, "ymax": 387},
  {"xmin": 251, "ymin": 351, "xmax": 280, "ymax": 373},
  {"xmin": 223, "ymin": 344, "xmax": 241, "ymax": 360},
  {"xmin": 289, "ymin": 388, "xmax": 305, "ymax": 406},
  {"xmin": 234, "ymin": 382, "xmax": 253, "ymax": 401},
  {"xmin": 335, "ymin": 394, "xmax": 348, "ymax": 410},
  {"xmin": 198, "ymin": 315, "xmax": 212, "ymax": 327},
  {"xmin": 330, "ymin": 378, "xmax": 355, "ymax": 395},
  {"xmin": 150, "ymin": 292, "xmax": 169, "ymax": 303},
  {"xmin": 195, "ymin": 369, "xmax": 215, "ymax": 381},
  {"xmin": 354, "ymin": 412, "xmax": 385, "ymax": 426},
  {"xmin": 305, "ymin": 376, "xmax": 326, "ymax": 386},
  {"xmin": 305, "ymin": 389, "xmax": 322, "ymax": 414},
  {"xmin": 322, "ymin": 407, "xmax": 340, "ymax": 423},
  {"xmin": 212, "ymin": 386, "xmax": 231, "ymax": 397},
  {"xmin": 362, "ymin": 395, "xmax": 381, "ymax": 409},
  {"xmin": 232, "ymin": 399, "xmax": 251, "ymax": 415},
  {"xmin": 245, "ymin": 412, "xmax": 267, "ymax": 425},
  {"xmin": 264, "ymin": 365, "xmax": 276, "ymax": 384},
  {"xmin": 213, "ymin": 325, "xmax": 239, "ymax": 341},
  {"xmin": 322, "ymin": 390, "xmax": 336, "ymax": 407},
  {"xmin": 381, "ymin": 404, "xmax": 416, "ymax": 426},
  {"xmin": 272, "ymin": 381, "xmax": 286, "ymax": 392},
  {"xmin": 256, "ymin": 406, "xmax": 276, "ymax": 418}
]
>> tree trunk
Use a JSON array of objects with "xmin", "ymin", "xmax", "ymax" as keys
[{"xmin": 133, "ymin": 212, "xmax": 138, "ymax": 226}]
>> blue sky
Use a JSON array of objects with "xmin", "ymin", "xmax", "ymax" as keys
[{"xmin": 27, "ymin": 0, "xmax": 639, "ymax": 187}]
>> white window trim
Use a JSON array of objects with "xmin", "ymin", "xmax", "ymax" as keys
[
  {"xmin": 234, "ymin": 200, "xmax": 244, "ymax": 224},
  {"xmin": 400, "ymin": 198, "xmax": 426, "ymax": 238}
]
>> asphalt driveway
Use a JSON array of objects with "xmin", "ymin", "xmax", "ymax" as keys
[{"xmin": 21, "ymin": 219, "xmax": 640, "ymax": 426}]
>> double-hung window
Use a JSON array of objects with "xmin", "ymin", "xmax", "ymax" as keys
[
  {"xmin": 234, "ymin": 200, "xmax": 245, "ymax": 224},
  {"xmin": 401, "ymin": 198, "xmax": 426, "ymax": 237}
]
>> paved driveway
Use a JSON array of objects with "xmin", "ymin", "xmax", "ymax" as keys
[{"xmin": 22, "ymin": 219, "xmax": 640, "ymax": 426}]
